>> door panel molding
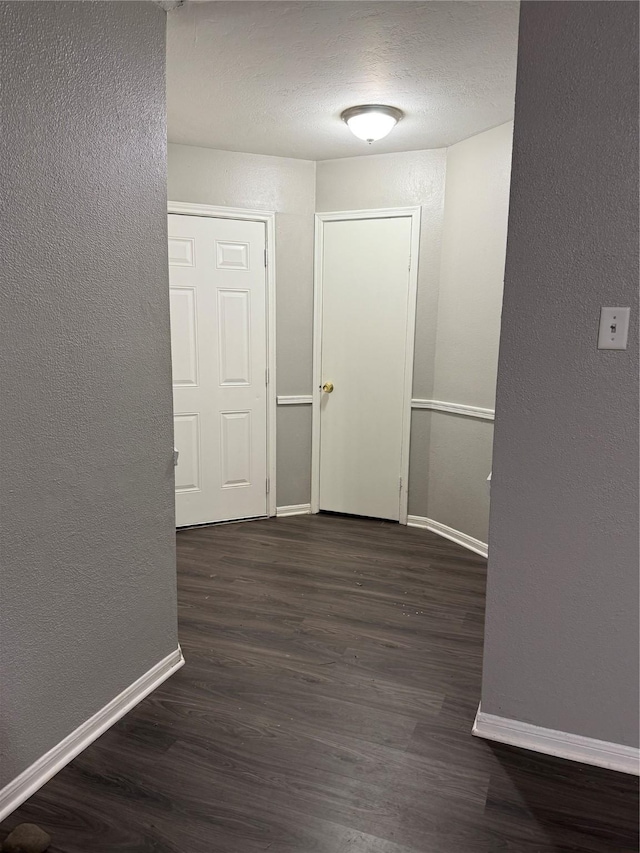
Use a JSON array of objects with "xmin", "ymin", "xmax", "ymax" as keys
[
  {"xmin": 173, "ymin": 413, "xmax": 201, "ymax": 493},
  {"xmin": 312, "ymin": 207, "xmax": 421, "ymax": 524},
  {"xmin": 169, "ymin": 286, "xmax": 199, "ymax": 387},
  {"xmin": 168, "ymin": 202, "xmax": 277, "ymax": 518}
]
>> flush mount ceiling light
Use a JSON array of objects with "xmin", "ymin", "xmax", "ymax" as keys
[{"xmin": 341, "ymin": 104, "xmax": 404, "ymax": 143}]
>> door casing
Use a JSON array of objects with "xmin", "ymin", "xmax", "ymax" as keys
[
  {"xmin": 311, "ymin": 207, "xmax": 421, "ymax": 525},
  {"xmin": 168, "ymin": 201, "xmax": 277, "ymax": 519}
]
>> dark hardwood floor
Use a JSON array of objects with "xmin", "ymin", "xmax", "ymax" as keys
[{"xmin": 2, "ymin": 515, "xmax": 638, "ymax": 852}]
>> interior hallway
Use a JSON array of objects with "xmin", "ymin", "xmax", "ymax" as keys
[{"xmin": 2, "ymin": 515, "xmax": 637, "ymax": 852}]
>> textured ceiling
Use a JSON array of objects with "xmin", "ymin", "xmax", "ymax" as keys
[{"xmin": 167, "ymin": 1, "xmax": 519, "ymax": 161}]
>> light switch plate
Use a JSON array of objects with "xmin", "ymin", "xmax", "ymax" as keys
[{"xmin": 598, "ymin": 307, "xmax": 630, "ymax": 350}]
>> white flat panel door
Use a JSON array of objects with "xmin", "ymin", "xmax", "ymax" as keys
[
  {"xmin": 319, "ymin": 216, "xmax": 413, "ymax": 521},
  {"xmin": 168, "ymin": 214, "xmax": 267, "ymax": 526}
]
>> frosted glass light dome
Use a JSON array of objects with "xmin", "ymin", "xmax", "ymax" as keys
[{"xmin": 341, "ymin": 105, "xmax": 404, "ymax": 143}]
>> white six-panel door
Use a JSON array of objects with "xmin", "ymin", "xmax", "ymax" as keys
[
  {"xmin": 317, "ymin": 215, "xmax": 415, "ymax": 521},
  {"xmin": 168, "ymin": 213, "xmax": 268, "ymax": 526}
]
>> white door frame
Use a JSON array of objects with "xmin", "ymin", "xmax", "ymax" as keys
[
  {"xmin": 311, "ymin": 207, "xmax": 421, "ymax": 525},
  {"xmin": 168, "ymin": 201, "xmax": 277, "ymax": 518}
]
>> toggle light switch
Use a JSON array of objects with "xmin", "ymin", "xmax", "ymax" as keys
[{"xmin": 598, "ymin": 307, "xmax": 630, "ymax": 350}]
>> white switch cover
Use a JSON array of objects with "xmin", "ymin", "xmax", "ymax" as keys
[{"xmin": 598, "ymin": 307, "xmax": 630, "ymax": 350}]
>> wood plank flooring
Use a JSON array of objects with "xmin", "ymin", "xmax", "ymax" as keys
[{"xmin": 2, "ymin": 515, "xmax": 638, "ymax": 852}]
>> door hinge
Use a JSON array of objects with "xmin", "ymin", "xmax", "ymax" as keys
[
  {"xmin": 266, "ymin": 477, "xmax": 270, "ymax": 494},
  {"xmin": 264, "ymin": 248, "xmax": 268, "ymax": 267},
  {"xmin": 265, "ymin": 367, "xmax": 269, "ymax": 385},
  {"xmin": 408, "ymin": 255, "xmax": 412, "ymax": 270},
  {"xmin": 173, "ymin": 448, "xmax": 179, "ymax": 467},
  {"xmin": 399, "ymin": 476, "xmax": 403, "ymax": 493}
]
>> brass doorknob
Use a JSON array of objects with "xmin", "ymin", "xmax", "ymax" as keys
[{"xmin": 322, "ymin": 382, "xmax": 334, "ymax": 393}]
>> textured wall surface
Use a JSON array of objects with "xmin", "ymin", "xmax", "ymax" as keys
[
  {"xmin": 419, "ymin": 122, "xmax": 513, "ymax": 541},
  {"xmin": 167, "ymin": 144, "xmax": 316, "ymax": 506},
  {"xmin": 0, "ymin": 2, "xmax": 178, "ymax": 786},
  {"xmin": 482, "ymin": 2, "xmax": 639, "ymax": 746}
]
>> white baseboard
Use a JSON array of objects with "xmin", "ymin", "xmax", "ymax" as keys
[
  {"xmin": 407, "ymin": 515, "xmax": 488, "ymax": 558},
  {"xmin": 276, "ymin": 503, "xmax": 312, "ymax": 517},
  {"xmin": 472, "ymin": 703, "xmax": 640, "ymax": 775},
  {"xmin": 0, "ymin": 646, "xmax": 185, "ymax": 822}
]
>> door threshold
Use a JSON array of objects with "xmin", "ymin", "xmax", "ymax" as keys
[
  {"xmin": 318, "ymin": 510, "xmax": 399, "ymax": 523},
  {"xmin": 176, "ymin": 515, "xmax": 268, "ymax": 532}
]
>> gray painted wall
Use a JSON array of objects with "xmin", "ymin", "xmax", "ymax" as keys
[
  {"xmin": 420, "ymin": 122, "xmax": 513, "ymax": 542},
  {"xmin": 0, "ymin": 1, "xmax": 178, "ymax": 785},
  {"xmin": 432, "ymin": 123, "xmax": 513, "ymax": 410},
  {"xmin": 318, "ymin": 135, "xmax": 512, "ymax": 543},
  {"xmin": 420, "ymin": 413, "xmax": 495, "ymax": 542},
  {"xmin": 482, "ymin": 2, "xmax": 639, "ymax": 746},
  {"xmin": 167, "ymin": 144, "xmax": 315, "ymax": 506}
]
